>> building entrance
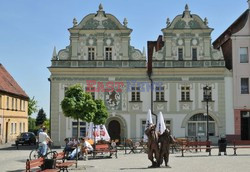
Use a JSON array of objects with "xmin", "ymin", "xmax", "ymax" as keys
[
  {"xmin": 108, "ymin": 120, "xmax": 121, "ymax": 142},
  {"xmin": 241, "ymin": 111, "xmax": 250, "ymax": 140}
]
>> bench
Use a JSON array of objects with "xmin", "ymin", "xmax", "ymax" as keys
[
  {"xmin": 180, "ymin": 141, "xmax": 212, "ymax": 157},
  {"xmin": 54, "ymin": 152, "xmax": 76, "ymax": 172},
  {"xmin": 25, "ymin": 157, "xmax": 59, "ymax": 172},
  {"xmin": 93, "ymin": 144, "xmax": 117, "ymax": 158},
  {"xmin": 233, "ymin": 140, "xmax": 250, "ymax": 155}
]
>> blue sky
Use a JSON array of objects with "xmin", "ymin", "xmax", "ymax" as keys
[{"xmin": 0, "ymin": 0, "xmax": 247, "ymax": 118}]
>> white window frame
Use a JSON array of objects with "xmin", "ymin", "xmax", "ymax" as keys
[
  {"xmin": 88, "ymin": 47, "xmax": 95, "ymax": 60},
  {"xmin": 240, "ymin": 47, "xmax": 249, "ymax": 63},
  {"xmin": 105, "ymin": 47, "xmax": 112, "ymax": 60},
  {"xmin": 131, "ymin": 87, "xmax": 140, "ymax": 101},
  {"xmin": 181, "ymin": 86, "xmax": 190, "ymax": 101},
  {"xmin": 178, "ymin": 47, "xmax": 184, "ymax": 61},
  {"xmin": 156, "ymin": 86, "xmax": 165, "ymax": 101}
]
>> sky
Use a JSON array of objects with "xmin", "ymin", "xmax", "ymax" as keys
[{"xmin": 0, "ymin": 0, "xmax": 248, "ymax": 118}]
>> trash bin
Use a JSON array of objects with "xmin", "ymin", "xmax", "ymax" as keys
[{"xmin": 218, "ymin": 137, "xmax": 227, "ymax": 156}]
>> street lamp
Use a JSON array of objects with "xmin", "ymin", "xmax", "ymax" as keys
[{"xmin": 204, "ymin": 85, "xmax": 210, "ymax": 150}]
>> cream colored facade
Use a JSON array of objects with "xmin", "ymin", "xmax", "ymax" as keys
[{"xmin": 0, "ymin": 94, "xmax": 28, "ymax": 144}]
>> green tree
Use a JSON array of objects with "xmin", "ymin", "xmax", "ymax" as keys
[
  {"xmin": 61, "ymin": 84, "xmax": 97, "ymax": 167},
  {"xmin": 35, "ymin": 108, "xmax": 47, "ymax": 126},
  {"xmin": 28, "ymin": 117, "xmax": 36, "ymax": 131},
  {"xmin": 28, "ymin": 97, "xmax": 38, "ymax": 116},
  {"xmin": 92, "ymin": 99, "xmax": 109, "ymax": 125}
]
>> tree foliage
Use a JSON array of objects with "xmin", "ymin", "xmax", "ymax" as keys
[
  {"xmin": 61, "ymin": 84, "xmax": 97, "ymax": 122},
  {"xmin": 92, "ymin": 99, "xmax": 109, "ymax": 125},
  {"xmin": 28, "ymin": 97, "xmax": 38, "ymax": 116},
  {"xmin": 28, "ymin": 117, "xmax": 36, "ymax": 131},
  {"xmin": 35, "ymin": 108, "xmax": 47, "ymax": 126}
]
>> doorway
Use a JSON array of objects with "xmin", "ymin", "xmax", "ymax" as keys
[
  {"xmin": 241, "ymin": 111, "xmax": 250, "ymax": 140},
  {"xmin": 108, "ymin": 120, "xmax": 121, "ymax": 142},
  {"xmin": 5, "ymin": 122, "xmax": 8, "ymax": 143}
]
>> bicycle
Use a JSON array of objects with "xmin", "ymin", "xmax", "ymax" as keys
[{"xmin": 29, "ymin": 142, "xmax": 56, "ymax": 160}]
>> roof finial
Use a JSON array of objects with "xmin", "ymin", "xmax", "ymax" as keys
[
  {"xmin": 123, "ymin": 18, "xmax": 128, "ymax": 27},
  {"xmin": 166, "ymin": 18, "xmax": 171, "ymax": 27},
  {"xmin": 204, "ymin": 17, "xmax": 208, "ymax": 26},
  {"xmin": 99, "ymin": 3, "xmax": 103, "ymax": 11},
  {"xmin": 73, "ymin": 18, "xmax": 78, "ymax": 27},
  {"xmin": 52, "ymin": 46, "xmax": 57, "ymax": 60},
  {"xmin": 185, "ymin": 4, "xmax": 189, "ymax": 11}
]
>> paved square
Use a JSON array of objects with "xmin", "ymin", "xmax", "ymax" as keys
[{"xmin": 1, "ymin": 144, "xmax": 250, "ymax": 172}]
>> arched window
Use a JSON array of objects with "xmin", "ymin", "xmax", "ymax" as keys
[{"xmin": 187, "ymin": 113, "xmax": 216, "ymax": 137}]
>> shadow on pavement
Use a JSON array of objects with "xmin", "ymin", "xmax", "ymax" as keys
[
  {"xmin": 6, "ymin": 170, "xmax": 24, "ymax": 172},
  {"xmin": 0, "ymin": 144, "xmax": 36, "ymax": 151}
]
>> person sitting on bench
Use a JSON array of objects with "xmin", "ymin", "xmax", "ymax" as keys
[{"xmin": 80, "ymin": 137, "xmax": 93, "ymax": 160}]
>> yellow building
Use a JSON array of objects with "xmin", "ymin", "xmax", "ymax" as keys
[{"xmin": 0, "ymin": 64, "xmax": 29, "ymax": 144}]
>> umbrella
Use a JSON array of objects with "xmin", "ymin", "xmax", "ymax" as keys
[
  {"xmin": 99, "ymin": 124, "xmax": 110, "ymax": 141},
  {"xmin": 156, "ymin": 111, "xmax": 166, "ymax": 135},
  {"xmin": 143, "ymin": 109, "xmax": 153, "ymax": 142}
]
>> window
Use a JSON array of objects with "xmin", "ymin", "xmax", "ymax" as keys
[
  {"xmin": 241, "ymin": 78, "xmax": 249, "ymax": 94},
  {"xmin": 88, "ymin": 47, "xmax": 95, "ymax": 60},
  {"xmin": 141, "ymin": 120, "xmax": 146, "ymax": 137},
  {"xmin": 181, "ymin": 86, "xmax": 190, "ymax": 101},
  {"xmin": 23, "ymin": 122, "xmax": 25, "ymax": 132},
  {"xmin": 19, "ymin": 122, "xmax": 22, "ymax": 134},
  {"xmin": 7, "ymin": 97, "xmax": 9, "ymax": 109},
  {"xmin": 178, "ymin": 48, "xmax": 183, "ymax": 61},
  {"xmin": 240, "ymin": 47, "xmax": 248, "ymax": 63},
  {"xmin": 105, "ymin": 47, "xmax": 112, "ymax": 60},
  {"xmin": 72, "ymin": 121, "xmax": 86, "ymax": 137},
  {"xmin": 20, "ymin": 100, "xmax": 22, "ymax": 111},
  {"xmin": 187, "ymin": 113, "xmax": 215, "ymax": 137},
  {"xmin": 12, "ymin": 98, "xmax": 14, "ymax": 110},
  {"xmin": 11, "ymin": 123, "xmax": 14, "ymax": 134},
  {"xmin": 14, "ymin": 123, "xmax": 17, "ymax": 134},
  {"xmin": 156, "ymin": 86, "xmax": 165, "ymax": 101},
  {"xmin": 203, "ymin": 86, "xmax": 212, "ymax": 101},
  {"xmin": 23, "ymin": 101, "xmax": 25, "ymax": 111},
  {"xmin": 192, "ymin": 48, "xmax": 197, "ymax": 61},
  {"xmin": 131, "ymin": 87, "xmax": 140, "ymax": 101},
  {"xmin": 0, "ymin": 95, "xmax": 2, "ymax": 109},
  {"xmin": 15, "ymin": 98, "xmax": 17, "ymax": 110}
]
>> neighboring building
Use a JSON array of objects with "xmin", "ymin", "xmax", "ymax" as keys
[
  {"xmin": 148, "ymin": 5, "xmax": 233, "ymax": 143},
  {"xmin": 213, "ymin": 1, "xmax": 250, "ymax": 140},
  {"xmin": 0, "ymin": 64, "xmax": 29, "ymax": 144},
  {"xmin": 49, "ymin": 4, "xmax": 233, "ymax": 146}
]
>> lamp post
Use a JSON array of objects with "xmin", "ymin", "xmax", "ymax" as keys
[{"xmin": 204, "ymin": 85, "xmax": 210, "ymax": 151}]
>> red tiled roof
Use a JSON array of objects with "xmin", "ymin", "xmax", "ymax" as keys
[{"xmin": 0, "ymin": 64, "xmax": 29, "ymax": 99}]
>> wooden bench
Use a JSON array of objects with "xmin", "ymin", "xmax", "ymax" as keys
[
  {"xmin": 25, "ymin": 157, "xmax": 59, "ymax": 172},
  {"xmin": 93, "ymin": 144, "xmax": 117, "ymax": 158},
  {"xmin": 233, "ymin": 140, "xmax": 250, "ymax": 155},
  {"xmin": 180, "ymin": 141, "xmax": 212, "ymax": 157},
  {"xmin": 54, "ymin": 152, "xmax": 76, "ymax": 172}
]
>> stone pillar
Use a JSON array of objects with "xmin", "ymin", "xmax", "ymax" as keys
[
  {"xmin": 185, "ymin": 39, "xmax": 191, "ymax": 59},
  {"xmin": 71, "ymin": 37, "xmax": 78, "ymax": 60},
  {"xmin": 97, "ymin": 36, "xmax": 104, "ymax": 60}
]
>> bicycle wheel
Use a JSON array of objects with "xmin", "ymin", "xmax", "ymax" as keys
[
  {"xmin": 29, "ymin": 149, "xmax": 39, "ymax": 160},
  {"xmin": 45, "ymin": 151, "xmax": 57, "ymax": 159}
]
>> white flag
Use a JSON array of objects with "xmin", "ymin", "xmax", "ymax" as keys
[
  {"xmin": 87, "ymin": 122, "xmax": 94, "ymax": 139},
  {"xmin": 143, "ymin": 109, "xmax": 153, "ymax": 142},
  {"xmin": 99, "ymin": 124, "xmax": 110, "ymax": 141},
  {"xmin": 156, "ymin": 111, "xmax": 166, "ymax": 135}
]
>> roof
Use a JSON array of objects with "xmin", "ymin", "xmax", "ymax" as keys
[
  {"xmin": 0, "ymin": 64, "xmax": 29, "ymax": 99},
  {"xmin": 213, "ymin": 9, "xmax": 249, "ymax": 49}
]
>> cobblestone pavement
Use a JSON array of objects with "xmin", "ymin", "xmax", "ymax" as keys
[{"xmin": 1, "ymin": 144, "xmax": 250, "ymax": 172}]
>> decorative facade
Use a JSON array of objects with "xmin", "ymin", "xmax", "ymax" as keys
[
  {"xmin": 49, "ymin": 4, "xmax": 233, "ymax": 146},
  {"xmin": 148, "ymin": 5, "xmax": 233, "ymax": 143},
  {"xmin": 213, "ymin": 1, "xmax": 250, "ymax": 140},
  {"xmin": 0, "ymin": 64, "xmax": 29, "ymax": 144}
]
